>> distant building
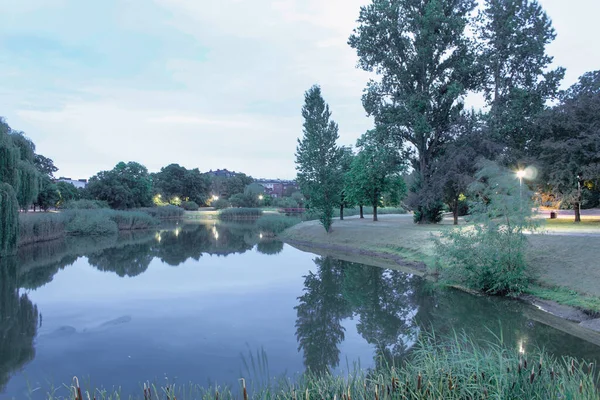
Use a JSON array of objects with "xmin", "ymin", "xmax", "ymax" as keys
[
  {"xmin": 255, "ymin": 179, "xmax": 298, "ymax": 198},
  {"xmin": 207, "ymin": 169, "xmax": 238, "ymax": 178},
  {"xmin": 57, "ymin": 177, "xmax": 88, "ymax": 189}
]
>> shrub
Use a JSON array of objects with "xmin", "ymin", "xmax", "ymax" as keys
[
  {"xmin": 109, "ymin": 210, "xmax": 158, "ymax": 230},
  {"xmin": 413, "ymin": 202, "xmax": 444, "ymax": 223},
  {"xmin": 136, "ymin": 205, "xmax": 184, "ymax": 219},
  {"xmin": 218, "ymin": 208, "xmax": 263, "ymax": 220},
  {"xmin": 62, "ymin": 199, "xmax": 109, "ymax": 209},
  {"xmin": 435, "ymin": 161, "xmax": 539, "ymax": 295},
  {"xmin": 212, "ymin": 198, "xmax": 231, "ymax": 210},
  {"xmin": 64, "ymin": 210, "xmax": 118, "ymax": 236},
  {"xmin": 256, "ymin": 214, "xmax": 300, "ymax": 236},
  {"xmin": 180, "ymin": 201, "xmax": 199, "ymax": 211},
  {"xmin": 18, "ymin": 213, "xmax": 66, "ymax": 246}
]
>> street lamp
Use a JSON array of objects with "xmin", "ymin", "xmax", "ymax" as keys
[
  {"xmin": 258, "ymin": 195, "xmax": 264, "ymax": 201},
  {"xmin": 516, "ymin": 170, "xmax": 525, "ymax": 201}
]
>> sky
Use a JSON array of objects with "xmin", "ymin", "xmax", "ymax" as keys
[{"xmin": 1, "ymin": 0, "xmax": 599, "ymax": 180}]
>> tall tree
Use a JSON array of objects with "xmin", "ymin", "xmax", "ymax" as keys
[
  {"xmin": 153, "ymin": 164, "xmax": 211, "ymax": 206},
  {"xmin": 338, "ymin": 146, "xmax": 354, "ymax": 220},
  {"xmin": 295, "ymin": 85, "xmax": 344, "ymax": 232},
  {"xmin": 479, "ymin": 0, "xmax": 564, "ymax": 163},
  {"xmin": 85, "ymin": 161, "xmax": 153, "ymax": 209},
  {"xmin": 349, "ymin": 0, "xmax": 479, "ymax": 223},
  {"xmin": 346, "ymin": 127, "xmax": 406, "ymax": 222},
  {"xmin": 540, "ymin": 71, "xmax": 600, "ymax": 222}
]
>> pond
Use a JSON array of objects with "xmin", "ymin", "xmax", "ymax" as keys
[{"xmin": 2, "ymin": 221, "xmax": 600, "ymax": 399}]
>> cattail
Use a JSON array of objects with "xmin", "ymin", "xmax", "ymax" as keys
[
  {"xmin": 305, "ymin": 388, "xmax": 309, "ymax": 400},
  {"xmin": 571, "ymin": 359, "xmax": 576, "ymax": 375},
  {"xmin": 481, "ymin": 371, "xmax": 485, "ymax": 381},
  {"xmin": 417, "ymin": 373, "xmax": 422, "ymax": 391},
  {"xmin": 240, "ymin": 378, "xmax": 248, "ymax": 400},
  {"xmin": 483, "ymin": 387, "xmax": 488, "ymax": 398},
  {"xmin": 550, "ymin": 367, "xmax": 555, "ymax": 380},
  {"xmin": 529, "ymin": 367, "xmax": 535, "ymax": 384},
  {"xmin": 589, "ymin": 362, "xmax": 594, "ymax": 375},
  {"xmin": 73, "ymin": 376, "xmax": 82, "ymax": 400},
  {"xmin": 375, "ymin": 384, "xmax": 379, "ymax": 400},
  {"xmin": 579, "ymin": 380, "xmax": 583, "ymax": 394},
  {"xmin": 347, "ymin": 386, "xmax": 351, "ymax": 400},
  {"xmin": 391, "ymin": 377, "xmax": 398, "ymax": 392},
  {"xmin": 216, "ymin": 390, "xmax": 219, "ymax": 400},
  {"xmin": 538, "ymin": 357, "xmax": 543, "ymax": 374},
  {"xmin": 506, "ymin": 366, "xmax": 510, "ymax": 373},
  {"xmin": 473, "ymin": 373, "xmax": 477, "ymax": 382},
  {"xmin": 524, "ymin": 358, "xmax": 527, "ymax": 369},
  {"xmin": 511, "ymin": 382, "xmax": 515, "ymax": 390},
  {"xmin": 518, "ymin": 360, "xmax": 522, "ymax": 374},
  {"xmin": 448, "ymin": 375, "xmax": 453, "ymax": 391}
]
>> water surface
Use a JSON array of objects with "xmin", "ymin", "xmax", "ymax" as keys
[{"xmin": 2, "ymin": 221, "xmax": 600, "ymax": 399}]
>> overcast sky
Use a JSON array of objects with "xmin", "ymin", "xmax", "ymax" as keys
[{"xmin": 1, "ymin": 0, "xmax": 599, "ymax": 180}]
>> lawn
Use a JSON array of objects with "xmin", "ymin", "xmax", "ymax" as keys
[{"xmin": 281, "ymin": 213, "xmax": 600, "ymax": 312}]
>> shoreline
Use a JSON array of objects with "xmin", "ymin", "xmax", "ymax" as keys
[{"xmin": 280, "ymin": 214, "xmax": 600, "ymax": 338}]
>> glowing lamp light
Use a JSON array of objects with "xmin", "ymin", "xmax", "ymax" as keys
[
  {"xmin": 516, "ymin": 170, "xmax": 526, "ymax": 179},
  {"xmin": 258, "ymin": 195, "xmax": 264, "ymax": 200}
]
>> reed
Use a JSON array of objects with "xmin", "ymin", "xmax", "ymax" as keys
[
  {"xmin": 35, "ymin": 330, "xmax": 599, "ymax": 399},
  {"xmin": 218, "ymin": 208, "xmax": 263, "ymax": 220},
  {"xmin": 256, "ymin": 214, "xmax": 301, "ymax": 236}
]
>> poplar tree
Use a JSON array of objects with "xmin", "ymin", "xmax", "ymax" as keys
[
  {"xmin": 295, "ymin": 85, "xmax": 344, "ymax": 232},
  {"xmin": 349, "ymin": 0, "xmax": 479, "ymax": 223}
]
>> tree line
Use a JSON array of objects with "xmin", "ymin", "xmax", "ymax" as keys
[{"xmin": 295, "ymin": 0, "xmax": 600, "ymax": 232}]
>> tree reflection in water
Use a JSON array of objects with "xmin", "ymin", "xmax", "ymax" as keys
[
  {"xmin": 0, "ymin": 257, "xmax": 39, "ymax": 392},
  {"xmin": 295, "ymin": 256, "xmax": 420, "ymax": 373}
]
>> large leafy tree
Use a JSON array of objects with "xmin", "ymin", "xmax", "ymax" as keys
[
  {"xmin": 295, "ymin": 85, "xmax": 344, "ymax": 232},
  {"xmin": 346, "ymin": 127, "xmax": 407, "ymax": 221},
  {"xmin": 153, "ymin": 164, "xmax": 211, "ymax": 206},
  {"xmin": 33, "ymin": 155, "xmax": 59, "ymax": 211},
  {"xmin": 539, "ymin": 71, "xmax": 600, "ymax": 222},
  {"xmin": 478, "ymin": 0, "xmax": 564, "ymax": 163},
  {"xmin": 349, "ymin": 0, "xmax": 479, "ymax": 223},
  {"xmin": 85, "ymin": 161, "xmax": 153, "ymax": 209}
]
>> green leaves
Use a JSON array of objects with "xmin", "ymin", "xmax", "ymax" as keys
[{"xmin": 295, "ymin": 85, "xmax": 345, "ymax": 232}]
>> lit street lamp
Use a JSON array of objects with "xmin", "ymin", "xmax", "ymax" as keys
[
  {"xmin": 516, "ymin": 170, "xmax": 525, "ymax": 201},
  {"xmin": 258, "ymin": 195, "xmax": 264, "ymax": 201}
]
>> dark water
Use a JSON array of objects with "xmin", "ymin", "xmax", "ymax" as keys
[{"xmin": 2, "ymin": 221, "xmax": 600, "ymax": 399}]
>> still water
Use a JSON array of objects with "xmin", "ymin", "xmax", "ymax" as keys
[{"xmin": 2, "ymin": 221, "xmax": 600, "ymax": 399}]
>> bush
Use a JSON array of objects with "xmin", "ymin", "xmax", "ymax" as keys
[
  {"xmin": 180, "ymin": 201, "xmax": 199, "ymax": 211},
  {"xmin": 63, "ymin": 199, "xmax": 110, "ymax": 209},
  {"xmin": 218, "ymin": 208, "xmax": 263, "ymax": 220},
  {"xmin": 413, "ymin": 202, "xmax": 444, "ymax": 223},
  {"xmin": 64, "ymin": 210, "xmax": 119, "ymax": 236},
  {"xmin": 256, "ymin": 214, "xmax": 300, "ymax": 236},
  {"xmin": 212, "ymin": 198, "xmax": 231, "ymax": 210},
  {"xmin": 18, "ymin": 212, "xmax": 66, "ymax": 246},
  {"xmin": 136, "ymin": 205, "xmax": 184, "ymax": 219},
  {"xmin": 435, "ymin": 161, "xmax": 539, "ymax": 295}
]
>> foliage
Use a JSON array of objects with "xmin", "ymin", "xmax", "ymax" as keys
[
  {"xmin": 18, "ymin": 212, "xmax": 66, "ymax": 246},
  {"xmin": 211, "ymin": 198, "xmax": 231, "ymax": 210},
  {"xmin": 64, "ymin": 209, "xmax": 158, "ymax": 236},
  {"xmin": 34, "ymin": 176, "xmax": 60, "ymax": 211},
  {"xmin": 478, "ymin": 0, "xmax": 564, "ymax": 162},
  {"xmin": 85, "ymin": 161, "xmax": 153, "ymax": 209},
  {"xmin": 180, "ymin": 200, "xmax": 200, "ymax": 211},
  {"xmin": 63, "ymin": 199, "xmax": 110, "ymax": 209},
  {"xmin": 539, "ymin": 70, "xmax": 600, "ymax": 221},
  {"xmin": 152, "ymin": 163, "xmax": 211, "ymax": 206},
  {"xmin": 346, "ymin": 127, "xmax": 407, "ymax": 221},
  {"xmin": 295, "ymin": 85, "xmax": 344, "ymax": 232},
  {"xmin": 349, "ymin": 0, "xmax": 479, "ymax": 223},
  {"xmin": 33, "ymin": 154, "xmax": 57, "ymax": 178},
  {"xmin": 0, "ymin": 183, "xmax": 19, "ymax": 256},
  {"xmin": 218, "ymin": 208, "xmax": 263, "ymax": 220},
  {"xmin": 56, "ymin": 181, "xmax": 81, "ymax": 207},
  {"xmin": 210, "ymin": 173, "xmax": 254, "ymax": 199},
  {"xmin": 436, "ymin": 161, "xmax": 539, "ymax": 295},
  {"xmin": 135, "ymin": 205, "xmax": 185, "ymax": 219},
  {"xmin": 255, "ymin": 214, "xmax": 300, "ymax": 236}
]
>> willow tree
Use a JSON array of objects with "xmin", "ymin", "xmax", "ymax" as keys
[
  {"xmin": 349, "ymin": 0, "xmax": 479, "ymax": 223},
  {"xmin": 0, "ymin": 120, "xmax": 20, "ymax": 256}
]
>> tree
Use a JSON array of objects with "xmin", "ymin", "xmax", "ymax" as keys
[
  {"xmin": 210, "ymin": 173, "xmax": 254, "ymax": 199},
  {"xmin": 349, "ymin": 0, "xmax": 479, "ymax": 223},
  {"xmin": 338, "ymin": 147, "xmax": 354, "ymax": 220},
  {"xmin": 153, "ymin": 164, "xmax": 211, "ymax": 206},
  {"xmin": 478, "ymin": 0, "xmax": 564, "ymax": 163},
  {"xmin": 34, "ymin": 177, "xmax": 60, "ymax": 212},
  {"xmin": 295, "ymin": 85, "xmax": 344, "ymax": 232},
  {"xmin": 85, "ymin": 161, "xmax": 153, "ymax": 209},
  {"xmin": 539, "ymin": 71, "xmax": 600, "ymax": 222},
  {"xmin": 346, "ymin": 127, "xmax": 406, "ymax": 222},
  {"xmin": 34, "ymin": 155, "xmax": 58, "ymax": 178},
  {"xmin": 56, "ymin": 181, "xmax": 81, "ymax": 207}
]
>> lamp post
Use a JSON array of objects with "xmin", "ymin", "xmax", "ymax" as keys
[{"xmin": 516, "ymin": 170, "xmax": 525, "ymax": 200}]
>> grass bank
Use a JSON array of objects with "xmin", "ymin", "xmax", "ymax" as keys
[
  {"xmin": 281, "ymin": 214, "xmax": 600, "ymax": 318},
  {"xmin": 16, "ymin": 208, "xmax": 170, "ymax": 246},
  {"xmin": 31, "ymin": 331, "xmax": 599, "ymax": 399}
]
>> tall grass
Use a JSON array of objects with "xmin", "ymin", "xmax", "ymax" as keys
[
  {"xmin": 219, "ymin": 208, "xmax": 263, "ymax": 220},
  {"xmin": 64, "ymin": 210, "xmax": 158, "ymax": 236},
  {"xmin": 18, "ymin": 213, "xmax": 67, "ymax": 246},
  {"xmin": 256, "ymin": 214, "xmax": 301, "ymax": 236},
  {"xmin": 62, "ymin": 199, "xmax": 110, "ymax": 209},
  {"xmin": 33, "ymin": 330, "xmax": 599, "ymax": 399},
  {"xmin": 135, "ymin": 205, "xmax": 185, "ymax": 219}
]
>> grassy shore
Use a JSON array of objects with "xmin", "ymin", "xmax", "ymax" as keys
[
  {"xmin": 280, "ymin": 213, "xmax": 600, "ymax": 316},
  {"xmin": 29, "ymin": 331, "xmax": 600, "ymax": 399}
]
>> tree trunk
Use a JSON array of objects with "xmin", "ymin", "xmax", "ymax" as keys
[
  {"xmin": 359, "ymin": 205, "xmax": 364, "ymax": 219},
  {"xmin": 574, "ymin": 201, "xmax": 581, "ymax": 223},
  {"xmin": 453, "ymin": 198, "xmax": 459, "ymax": 225},
  {"xmin": 340, "ymin": 204, "xmax": 344, "ymax": 220},
  {"xmin": 373, "ymin": 204, "xmax": 378, "ymax": 222}
]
